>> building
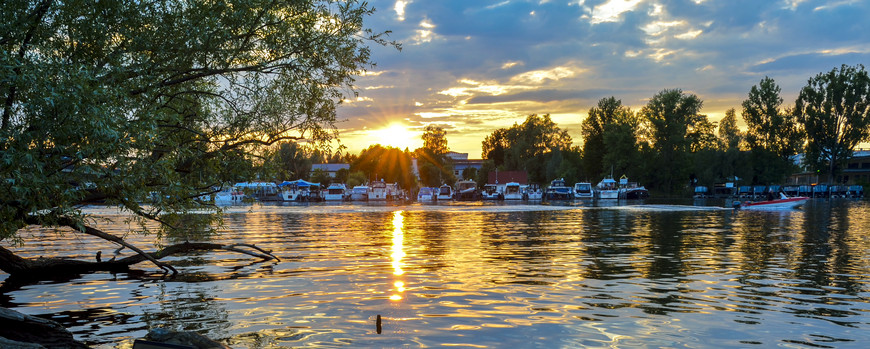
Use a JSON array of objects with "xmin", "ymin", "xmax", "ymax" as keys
[
  {"xmin": 788, "ymin": 149, "xmax": 870, "ymax": 185},
  {"xmin": 447, "ymin": 151, "xmax": 485, "ymax": 180},
  {"xmin": 310, "ymin": 163, "xmax": 350, "ymax": 178}
]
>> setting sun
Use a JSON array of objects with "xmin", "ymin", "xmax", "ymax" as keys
[{"xmin": 368, "ymin": 123, "xmax": 420, "ymax": 150}]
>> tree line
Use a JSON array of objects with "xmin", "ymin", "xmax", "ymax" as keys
[
  {"xmin": 276, "ymin": 64, "xmax": 870, "ymax": 195},
  {"xmin": 489, "ymin": 64, "xmax": 870, "ymax": 194}
]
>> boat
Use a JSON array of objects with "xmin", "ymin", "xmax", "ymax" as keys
[
  {"xmin": 214, "ymin": 187, "xmax": 244, "ymax": 205},
  {"xmin": 480, "ymin": 184, "xmax": 503, "ymax": 200},
  {"xmin": 503, "ymin": 182, "xmax": 523, "ymax": 200},
  {"xmin": 573, "ymin": 182, "xmax": 594, "ymax": 199},
  {"xmin": 436, "ymin": 184, "xmax": 454, "ymax": 201},
  {"xmin": 455, "ymin": 180, "xmax": 479, "ymax": 200},
  {"xmin": 350, "ymin": 185, "xmax": 369, "ymax": 201},
  {"xmin": 595, "ymin": 177, "xmax": 618, "ymax": 200},
  {"xmin": 735, "ymin": 194, "xmax": 809, "ymax": 210},
  {"xmin": 617, "ymin": 176, "xmax": 649, "ymax": 200},
  {"xmin": 417, "ymin": 187, "xmax": 436, "ymax": 202},
  {"xmin": 235, "ymin": 182, "xmax": 281, "ymax": 201},
  {"xmin": 324, "ymin": 183, "xmax": 348, "ymax": 201},
  {"xmin": 522, "ymin": 184, "xmax": 543, "ymax": 200},
  {"xmin": 545, "ymin": 178, "xmax": 573, "ymax": 200},
  {"xmin": 368, "ymin": 181, "xmax": 388, "ymax": 200},
  {"xmin": 279, "ymin": 179, "xmax": 319, "ymax": 201}
]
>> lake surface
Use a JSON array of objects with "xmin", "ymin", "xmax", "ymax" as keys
[{"xmin": 2, "ymin": 199, "xmax": 869, "ymax": 348}]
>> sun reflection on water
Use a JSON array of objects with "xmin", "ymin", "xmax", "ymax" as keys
[{"xmin": 390, "ymin": 210, "xmax": 406, "ymax": 301}]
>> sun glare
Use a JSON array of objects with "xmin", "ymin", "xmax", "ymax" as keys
[{"xmin": 369, "ymin": 123, "xmax": 420, "ymax": 150}]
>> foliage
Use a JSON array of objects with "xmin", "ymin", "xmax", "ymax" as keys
[
  {"xmin": 601, "ymin": 111, "xmax": 643, "ymax": 181},
  {"xmin": 481, "ymin": 114, "xmax": 575, "ymax": 184},
  {"xmin": 346, "ymin": 171, "xmax": 368, "ymax": 188},
  {"xmin": 310, "ymin": 169, "xmax": 332, "ymax": 186},
  {"xmin": 718, "ymin": 108, "xmax": 742, "ymax": 150},
  {"xmin": 461, "ymin": 167, "xmax": 478, "ymax": 181},
  {"xmin": 581, "ymin": 97, "xmax": 632, "ymax": 179},
  {"xmin": 351, "ymin": 144, "xmax": 416, "ymax": 189},
  {"xmin": 270, "ymin": 142, "xmax": 313, "ymax": 181},
  {"xmin": 742, "ymin": 77, "xmax": 803, "ymax": 159},
  {"xmin": 640, "ymin": 89, "xmax": 704, "ymax": 193},
  {"xmin": 796, "ymin": 64, "xmax": 870, "ymax": 182},
  {"xmin": 0, "ymin": 0, "xmax": 396, "ymax": 240},
  {"xmin": 415, "ymin": 125, "xmax": 453, "ymax": 187}
]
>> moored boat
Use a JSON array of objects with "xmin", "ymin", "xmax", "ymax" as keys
[
  {"xmin": 503, "ymin": 182, "xmax": 523, "ymax": 200},
  {"xmin": 455, "ymin": 180, "xmax": 479, "ymax": 200},
  {"xmin": 417, "ymin": 187, "xmax": 436, "ymax": 202},
  {"xmin": 573, "ymin": 182, "xmax": 594, "ymax": 199},
  {"xmin": 595, "ymin": 177, "xmax": 618, "ymax": 200},
  {"xmin": 480, "ymin": 184, "xmax": 503, "ymax": 200},
  {"xmin": 368, "ymin": 181, "xmax": 388, "ymax": 200},
  {"xmin": 545, "ymin": 178, "xmax": 573, "ymax": 200},
  {"xmin": 522, "ymin": 184, "xmax": 543, "ymax": 201},
  {"xmin": 324, "ymin": 183, "xmax": 348, "ymax": 201},
  {"xmin": 436, "ymin": 184, "xmax": 454, "ymax": 201},
  {"xmin": 350, "ymin": 185, "xmax": 369, "ymax": 201}
]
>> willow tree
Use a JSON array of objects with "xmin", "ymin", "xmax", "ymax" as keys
[
  {"xmin": 796, "ymin": 64, "xmax": 870, "ymax": 183},
  {"xmin": 0, "ymin": 0, "xmax": 397, "ymax": 276}
]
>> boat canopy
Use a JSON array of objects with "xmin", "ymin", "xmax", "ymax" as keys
[{"xmin": 278, "ymin": 179, "xmax": 320, "ymax": 188}]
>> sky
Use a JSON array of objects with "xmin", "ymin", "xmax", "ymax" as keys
[{"xmin": 334, "ymin": 0, "xmax": 870, "ymax": 158}]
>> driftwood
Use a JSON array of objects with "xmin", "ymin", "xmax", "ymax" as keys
[{"xmin": 0, "ymin": 307, "xmax": 89, "ymax": 348}]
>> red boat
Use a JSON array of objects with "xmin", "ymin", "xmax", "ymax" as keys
[{"xmin": 736, "ymin": 196, "xmax": 810, "ymax": 210}]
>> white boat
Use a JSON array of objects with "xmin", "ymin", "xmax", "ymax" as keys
[
  {"xmin": 214, "ymin": 187, "xmax": 244, "ymax": 205},
  {"xmin": 417, "ymin": 187, "xmax": 436, "ymax": 202},
  {"xmin": 324, "ymin": 183, "xmax": 347, "ymax": 201},
  {"xmin": 368, "ymin": 181, "xmax": 388, "ymax": 200},
  {"xmin": 573, "ymin": 182, "xmax": 594, "ymax": 199},
  {"xmin": 736, "ymin": 195, "xmax": 809, "ymax": 210},
  {"xmin": 595, "ymin": 177, "xmax": 619, "ymax": 200},
  {"xmin": 503, "ymin": 182, "xmax": 523, "ymax": 200},
  {"xmin": 455, "ymin": 180, "xmax": 478, "ymax": 200},
  {"xmin": 480, "ymin": 184, "xmax": 503, "ymax": 200},
  {"xmin": 350, "ymin": 185, "xmax": 369, "ymax": 201},
  {"xmin": 436, "ymin": 184, "xmax": 454, "ymax": 201},
  {"xmin": 522, "ymin": 184, "xmax": 543, "ymax": 200},
  {"xmin": 279, "ymin": 179, "xmax": 319, "ymax": 201}
]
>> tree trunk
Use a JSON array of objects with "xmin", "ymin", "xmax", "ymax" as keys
[
  {"xmin": 0, "ymin": 242, "xmax": 277, "ymax": 279},
  {"xmin": 0, "ymin": 307, "xmax": 89, "ymax": 348}
]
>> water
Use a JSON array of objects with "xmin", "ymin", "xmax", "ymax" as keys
[{"xmin": 1, "ymin": 199, "xmax": 869, "ymax": 348}]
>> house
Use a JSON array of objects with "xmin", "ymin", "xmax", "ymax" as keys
[
  {"xmin": 447, "ymin": 152, "xmax": 484, "ymax": 180},
  {"xmin": 310, "ymin": 163, "xmax": 350, "ymax": 178}
]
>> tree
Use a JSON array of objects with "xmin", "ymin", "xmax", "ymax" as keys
[
  {"xmin": 461, "ymin": 167, "xmax": 478, "ymax": 181},
  {"xmin": 640, "ymin": 89, "xmax": 704, "ymax": 193},
  {"xmin": 581, "ymin": 97, "xmax": 631, "ymax": 179},
  {"xmin": 601, "ymin": 111, "xmax": 642, "ymax": 181},
  {"xmin": 415, "ymin": 125, "xmax": 453, "ymax": 187},
  {"xmin": 0, "ymin": 0, "xmax": 396, "ymax": 276},
  {"xmin": 742, "ymin": 77, "xmax": 803, "ymax": 159},
  {"xmin": 271, "ymin": 142, "xmax": 313, "ymax": 181},
  {"xmin": 351, "ymin": 145, "xmax": 416, "ymax": 189},
  {"xmin": 796, "ymin": 64, "xmax": 870, "ymax": 182},
  {"xmin": 718, "ymin": 108, "xmax": 742, "ymax": 150},
  {"xmin": 481, "ymin": 114, "xmax": 573, "ymax": 184}
]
